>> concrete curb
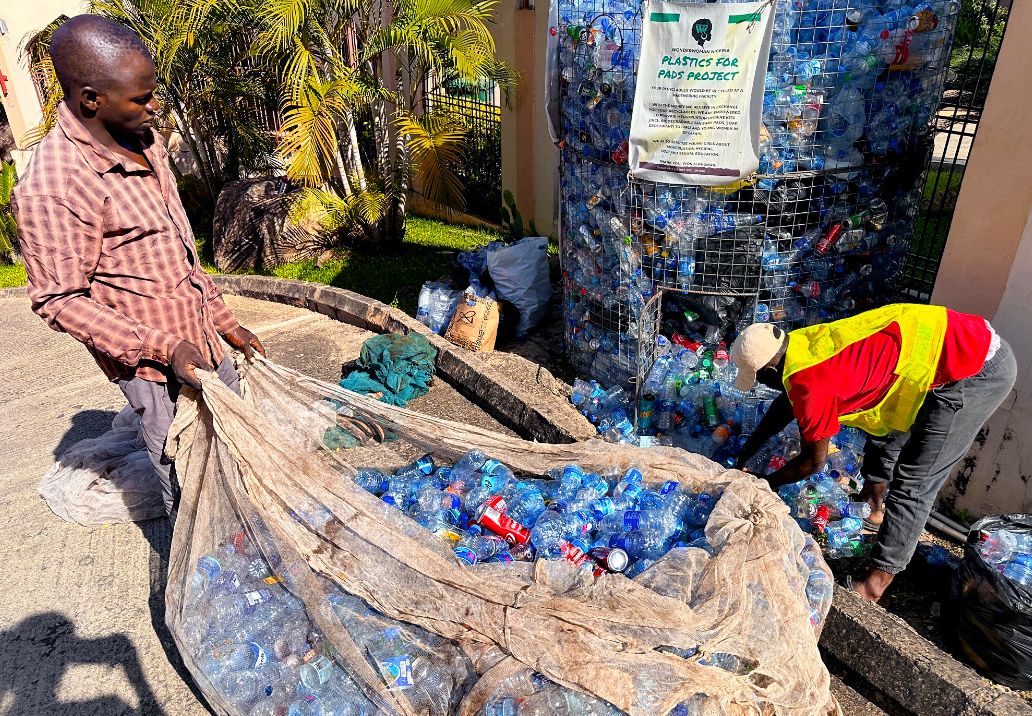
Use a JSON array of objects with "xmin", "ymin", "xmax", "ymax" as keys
[
  {"xmin": 0, "ymin": 286, "xmax": 28, "ymax": 298},
  {"xmin": 824, "ymin": 586, "xmax": 1032, "ymax": 716},
  {"xmin": 211, "ymin": 275, "xmax": 596, "ymax": 444}
]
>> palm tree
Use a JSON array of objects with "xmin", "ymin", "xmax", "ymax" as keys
[
  {"xmin": 92, "ymin": 0, "xmax": 280, "ymax": 201},
  {"xmin": 25, "ymin": 3, "xmax": 279, "ymax": 208},
  {"xmin": 26, "ymin": 0, "xmax": 515, "ymax": 247},
  {"xmin": 250, "ymin": 0, "xmax": 516, "ymax": 244}
]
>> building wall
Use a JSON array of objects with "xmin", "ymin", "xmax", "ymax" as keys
[
  {"xmin": 496, "ymin": 0, "xmax": 559, "ymax": 237},
  {"xmin": 931, "ymin": 0, "xmax": 1032, "ymax": 519},
  {"xmin": 0, "ymin": 2, "xmax": 87, "ymax": 168}
]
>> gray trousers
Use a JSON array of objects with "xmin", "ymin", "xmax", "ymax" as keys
[
  {"xmin": 118, "ymin": 355, "xmax": 240, "ymax": 519},
  {"xmin": 863, "ymin": 339, "xmax": 1017, "ymax": 574}
]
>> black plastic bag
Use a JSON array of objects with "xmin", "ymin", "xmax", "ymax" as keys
[{"xmin": 949, "ymin": 513, "xmax": 1032, "ymax": 690}]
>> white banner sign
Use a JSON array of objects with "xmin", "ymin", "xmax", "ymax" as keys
[{"xmin": 629, "ymin": 0, "xmax": 774, "ymax": 185}]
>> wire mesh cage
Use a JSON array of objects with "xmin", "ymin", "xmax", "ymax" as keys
[{"xmin": 558, "ymin": 0, "xmax": 961, "ymax": 392}]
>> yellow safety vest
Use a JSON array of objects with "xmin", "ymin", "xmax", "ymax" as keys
[{"xmin": 782, "ymin": 304, "xmax": 949, "ymax": 436}]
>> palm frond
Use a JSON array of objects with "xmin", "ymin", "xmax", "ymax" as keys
[
  {"xmin": 278, "ymin": 75, "xmax": 368, "ymax": 186},
  {"xmin": 283, "ymin": 186, "xmax": 387, "ymax": 255},
  {"xmin": 255, "ymin": 0, "xmax": 314, "ymax": 51},
  {"xmin": 21, "ymin": 54, "xmax": 63, "ymax": 148},
  {"xmin": 396, "ymin": 110, "xmax": 467, "ymax": 210},
  {"xmin": 0, "ymin": 162, "xmax": 16, "ymax": 204},
  {"xmin": 156, "ymin": 0, "xmax": 237, "ymax": 76},
  {"xmin": 479, "ymin": 57, "xmax": 520, "ymax": 108}
]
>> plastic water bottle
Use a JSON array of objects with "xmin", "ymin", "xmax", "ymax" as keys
[
  {"xmin": 481, "ymin": 459, "xmax": 517, "ymax": 493},
  {"xmin": 454, "ymin": 530, "xmax": 505, "ymax": 565},
  {"xmin": 449, "ymin": 450, "xmax": 488, "ymax": 492},
  {"xmin": 354, "ymin": 468, "xmax": 389, "ymax": 494},
  {"xmin": 505, "ymin": 484, "xmax": 547, "ymax": 526},
  {"xmin": 530, "ymin": 511, "xmax": 567, "ymax": 550},
  {"xmin": 642, "ymin": 354, "xmax": 674, "ymax": 395},
  {"xmin": 979, "ymin": 530, "xmax": 1017, "ymax": 565},
  {"xmin": 416, "ymin": 282, "xmax": 437, "ymax": 327},
  {"xmin": 610, "ymin": 529, "xmax": 669, "ymax": 559},
  {"xmin": 1004, "ymin": 561, "xmax": 1032, "ymax": 587}
]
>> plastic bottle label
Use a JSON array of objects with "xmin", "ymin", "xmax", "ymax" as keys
[
  {"xmin": 622, "ymin": 511, "xmax": 642, "ymax": 530},
  {"xmin": 248, "ymin": 642, "xmax": 268, "ymax": 669},
  {"xmin": 453, "ymin": 547, "xmax": 477, "ymax": 565},
  {"xmin": 378, "ymin": 656, "xmax": 415, "ymax": 689},
  {"xmin": 660, "ymin": 480, "xmax": 679, "ymax": 495},
  {"xmin": 196, "ymin": 556, "xmax": 221, "ymax": 580},
  {"xmin": 244, "ymin": 589, "xmax": 272, "ymax": 607}
]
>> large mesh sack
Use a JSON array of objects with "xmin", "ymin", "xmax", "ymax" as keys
[
  {"xmin": 165, "ymin": 356, "xmax": 841, "ymax": 716},
  {"xmin": 39, "ymin": 405, "xmax": 165, "ymax": 525}
]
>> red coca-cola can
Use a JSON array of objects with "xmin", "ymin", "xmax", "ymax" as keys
[
  {"xmin": 555, "ymin": 540, "xmax": 589, "ymax": 567},
  {"xmin": 812, "ymin": 505, "xmax": 831, "ymax": 532},
  {"xmin": 475, "ymin": 496, "xmax": 530, "ymax": 545},
  {"xmin": 589, "ymin": 547, "xmax": 629, "ymax": 573},
  {"xmin": 672, "ymin": 333, "xmax": 702, "ymax": 351},
  {"xmin": 816, "ymin": 222, "xmax": 845, "ymax": 255}
]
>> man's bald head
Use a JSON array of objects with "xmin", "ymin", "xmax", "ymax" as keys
[
  {"xmin": 51, "ymin": 15, "xmax": 152, "ymax": 95},
  {"xmin": 51, "ymin": 15, "xmax": 159, "ymax": 139}
]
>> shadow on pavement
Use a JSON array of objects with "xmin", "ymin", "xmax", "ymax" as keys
[
  {"xmin": 53, "ymin": 409, "xmax": 119, "ymax": 460},
  {"xmin": 0, "ymin": 612, "xmax": 167, "ymax": 715},
  {"xmin": 138, "ymin": 517, "xmax": 213, "ymax": 714}
]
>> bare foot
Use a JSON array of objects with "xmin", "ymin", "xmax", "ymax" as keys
[
  {"xmin": 858, "ymin": 480, "xmax": 887, "ymax": 529},
  {"xmin": 862, "ymin": 508, "xmax": 885, "ymax": 533},
  {"xmin": 850, "ymin": 568, "xmax": 895, "ymax": 604}
]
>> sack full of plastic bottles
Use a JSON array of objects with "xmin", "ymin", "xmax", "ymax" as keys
[
  {"xmin": 949, "ymin": 514, "xmax": 1032, "ymax": 690},
  {"xmin": 164, "ymin": 355, "xmax": 842, "ymax": 715}
]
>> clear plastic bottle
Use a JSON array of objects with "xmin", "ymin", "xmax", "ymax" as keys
[
  {"xmin": 609, "ymin": 528, "xmax": 669, "ymax": 559},
  {"xmin": 505, "ymin": 485, "xmax": 547, "ymax": 526},
  {"xmin": 1004, "ymin": 561, "xmax": 1032, "ymax": 587},
  {"xmin": 448, "ymin": 449, "xmax": 488, "ymax": 492},
  {"xmin": 979, "ymin": 530, "xmax": 1017, "ymax": 564},
  {"xmin": 416, "ymin": 282, "xmax": 437, "ymax": 327},
  {"xmin": 530, "ymin": 510, "xmax": 567, "ymax": 551}
]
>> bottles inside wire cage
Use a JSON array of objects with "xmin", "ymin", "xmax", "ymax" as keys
[{"xmin": 558, "ymin": 0, "xmax": 962, "ymax": 386}]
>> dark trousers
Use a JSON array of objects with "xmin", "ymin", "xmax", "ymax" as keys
[
  {"xmin": 863, "ymin": 339, "xmax": 1017, "ymax": 574},
  {"xmin": 118, "ymin": 355, "xmax": 240, "ymax": 520}
]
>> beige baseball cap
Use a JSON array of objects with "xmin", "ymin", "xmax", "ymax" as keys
[{"xmin": 731, "ymin": 323, "xmax": 788, "ymax": 391}]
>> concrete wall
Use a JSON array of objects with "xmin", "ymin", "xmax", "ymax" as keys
[
  {"xmin": 0, "ymin": 1, "xmax": 87, "ymax": 169},
  {"xmin": 496, "ymin": 1, "xmax": 559, "ymax": 237},
  {"xmin": 932, "ymin": 0, "xmax": 1032, "ymax": 519}
]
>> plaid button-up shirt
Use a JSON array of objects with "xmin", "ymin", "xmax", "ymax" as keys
[{"xmin": 13, "ymin": 103, "xmax": 239, "ymax": 383}]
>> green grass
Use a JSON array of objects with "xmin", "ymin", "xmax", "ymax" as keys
[
  {"xmin": 0, "ymin": 219, "xmax": 499, "ymax": 314},
  {"xmin": 0, "ymin": 263, "xmax": 26, "ymax": 288},
  {"xmin": 260, "ymin": 217, "xmax": 498, "ymax": 312},
  {"xmin": 922, "ymin": 166, "xmax": 965, "ymax": 203}
]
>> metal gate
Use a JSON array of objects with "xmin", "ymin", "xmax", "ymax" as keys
[
  {"xmin": 899, "ymin": 0, "xmax": 1011, "ymax": 301},
  {"xmin": 424, "ymin": 76, "xmax": 502, "ymax": 223}
]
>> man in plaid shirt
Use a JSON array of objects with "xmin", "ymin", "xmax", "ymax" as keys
[{"xmin": 14, "ymin": 16, "xmax": 264, "ymax": 520}]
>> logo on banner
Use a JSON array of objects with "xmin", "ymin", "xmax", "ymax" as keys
[{"xmin": 692, "ymin": 19, "xmax": 713, "ymax": 46}]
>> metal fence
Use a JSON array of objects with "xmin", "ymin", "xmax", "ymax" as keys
[
  {"xmin": 899, "ymin": 0, "xmax": 1011, "ymax": 300},
  {"xmin": 424, "ymin": 77, "xmax": 503, "ymax": 223}
]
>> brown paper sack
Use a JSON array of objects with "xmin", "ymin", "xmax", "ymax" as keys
[{"xmin": 445, "ymin": 291, "xmax": 498, "ymax": 352}]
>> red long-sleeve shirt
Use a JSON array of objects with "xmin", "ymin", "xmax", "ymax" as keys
[
  {"xmin": 13, "ymin": 103, "xmax": 239, "ymax": 383},
  {"xmin": 787, "ymin": 310, "xmax": 992, "ymax": 442}
]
